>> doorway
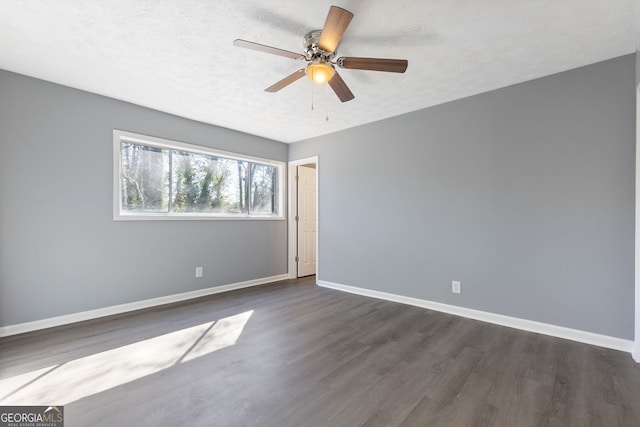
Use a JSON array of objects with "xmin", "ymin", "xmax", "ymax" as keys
[{"xmin": 288, "ymin": 157, "xmax": 318, "ymax": 279}]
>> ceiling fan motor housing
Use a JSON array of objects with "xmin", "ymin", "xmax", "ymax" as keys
[{"xmin": 303, "ymin": 30, "xmax": 336, "ymax": 62}]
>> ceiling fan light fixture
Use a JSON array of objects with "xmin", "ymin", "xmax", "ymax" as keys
[{"xmin": 306, "ymin": 61, "xmax": 335, "ymax": 84}]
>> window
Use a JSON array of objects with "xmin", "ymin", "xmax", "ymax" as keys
[{"xmin": 113, "ymin": 130, "xmax": 284, "ymax": 220}]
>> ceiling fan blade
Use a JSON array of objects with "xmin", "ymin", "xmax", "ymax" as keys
[
  {"xmin": 265, "ymin": 69, "xmax": 306, "ymax": 92},
  {"xmin": 233, "ymin": 39, "xmax": 304, "ymax": 60},
  {"xmin": 318, "ymin": 6, "xmax": 354, "ymax": 53},
  {"xmin": 328, "ymin": 71, "xmax": 355, "ymax": 102},
  {"xmin": 337, "ymin": 57, "xmax": 408, "ymax": 73}
]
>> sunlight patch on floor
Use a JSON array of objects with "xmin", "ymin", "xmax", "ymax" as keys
[{"xmin": 0, "ymin": 310, "xmax": 253, "ymax": 405}]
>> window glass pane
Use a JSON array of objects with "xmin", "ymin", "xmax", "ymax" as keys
[
  {"xmin": 228, "ymin": 160, "xmax": 250, "ymax": 214},
  {"xmin": 250, "ymin": 163, "xmax": 276, "ymax": 214},
  {"xmin": 120, "ymin": 143, "xmax": 169, "ymax": 212},
  {"xmin": 212, "ymin": 158, "xmax": 244, "ymax": 214},
  {"xmin": 171, "ymin": 151, "xmax": 250, "ymax": 214}
]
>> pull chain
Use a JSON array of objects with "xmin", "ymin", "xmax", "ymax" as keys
[
  {"xmin": 309, "ymin": 73, "xmax": 330, "ymax": 121},
  {"xmin": 325, "ymin": 83, "xmax": 330, "ymax": 122},
  {"xmin": 311, "ymin": 75, "xmax": 315, "ymax": 111}
]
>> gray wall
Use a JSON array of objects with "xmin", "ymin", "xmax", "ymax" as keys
[
  {"xmin": 290, "ymin": 54, "xmax": 636, "ymax": 339},
  {"xmin": 0, "ymin": 70, "xmax": 288, "ymax": 327}
]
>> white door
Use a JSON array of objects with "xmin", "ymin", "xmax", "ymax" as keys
[{"xmin": 297, "ymin": 165, "xmax": 316, "ymax": 277}]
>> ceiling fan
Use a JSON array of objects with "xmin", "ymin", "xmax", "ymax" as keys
[{"xmin": 233, "ymin": 5, "xmax": 408, "ymax": 102}]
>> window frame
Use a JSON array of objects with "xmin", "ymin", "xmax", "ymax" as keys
[{"xmin": 113, "ymin": 130, "xmax": 285, "ymax": 221}]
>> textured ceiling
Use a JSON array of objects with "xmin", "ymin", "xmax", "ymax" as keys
[{"xmin": 1, "ymin": 1, "xmax": 638, "ymax": 143}]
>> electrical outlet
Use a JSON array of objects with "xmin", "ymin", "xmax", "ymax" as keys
[
  {"xmin": 452, "ymin": 280, "xmax": 461, "ymax": 294},
  {"xmin": 195, "ymin": 267, "xmax": 203, "ymax": 278}
]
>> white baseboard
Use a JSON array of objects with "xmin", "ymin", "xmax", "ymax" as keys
[
  {"xmin": 0, "ymin": 274, "xmax": 289, "ymax": 338},
  {"xmin": 317, "ymin": 280, "xmax": 635, "ymax": 354},
  {"xmin": 634, "ymin": 347, "xmax": 640, "ymax": 363}
]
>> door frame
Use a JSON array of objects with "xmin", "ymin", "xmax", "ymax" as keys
[
  {"xmin": 634, "ymin": 81, "xmax": 639, "ymax": 362},
  {"xmin": 288, "ymin": 156, "xmax": 319, "ymax": 280}
]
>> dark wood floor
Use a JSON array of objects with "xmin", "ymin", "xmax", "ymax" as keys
[{"xmin": 1, "ymin": 277, "xmax": 639, "ymax": 426}]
